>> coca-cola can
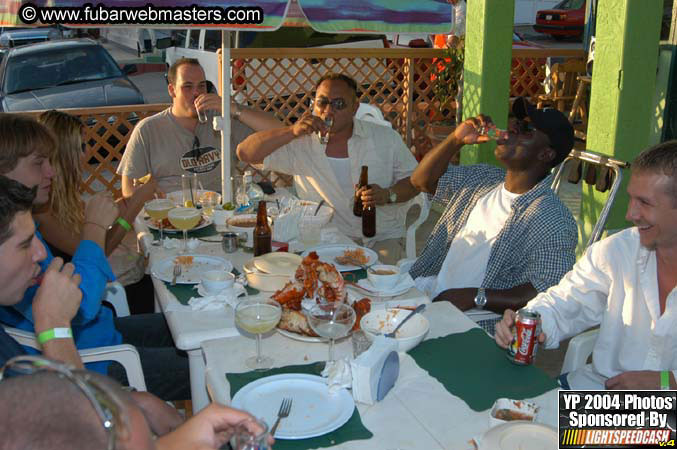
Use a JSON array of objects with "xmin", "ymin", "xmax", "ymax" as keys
[{"xmin": 506, "ymin": 309, "xmax": 541, "ymax": 365}]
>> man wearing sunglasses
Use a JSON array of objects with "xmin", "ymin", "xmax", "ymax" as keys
[
  {"xmin": 118, "ymin": 58, "xmax": 281, "ymax": 197},
  {"xmin": 409, "ymin": 97, "xmax": 578, "ymax": 333},
  {"xmin": 237, "ymin": 73, "xmax": 419, "ymax": 263}
]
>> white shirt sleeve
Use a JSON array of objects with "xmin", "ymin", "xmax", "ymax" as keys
[{"xmin": 527, "ymin": 239, "xmax": 612, "ymax": 349}]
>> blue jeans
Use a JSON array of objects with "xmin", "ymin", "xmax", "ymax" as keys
[{"xmin": 108, "ymin": 313, "xmax": 190, "ymax": 401}]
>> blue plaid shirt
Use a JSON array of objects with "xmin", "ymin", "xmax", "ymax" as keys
[{"xmin": 409, "ymin": 164, "xmax": 577, "ymax": 292}]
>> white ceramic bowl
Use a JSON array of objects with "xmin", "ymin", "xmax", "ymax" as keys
[
  {"xmin": 360, "ymin": 308, "xmax": 429, "ymax": 352},
  {"xmin": 367, "ymin": 264, "xmax": 401, "ymax": 290},
  {"xmin": 227, "ymin": 214, "xmax": 273, "ymax": 247},
  {"xmin": 201, "ymin": 270, "xmax": 235, "ymax": 293},
  {"xmin": 242, "ymin": 259, "xmax": 290, "ymax": 292}
]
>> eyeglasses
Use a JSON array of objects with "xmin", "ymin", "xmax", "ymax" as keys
[
  {"xmin": 313, "ymin": 96, "xmax": 348, "ymax": 111},
  {"xmin": 0, "ymin": 355, "xmax": 126, "ymax": 450}
]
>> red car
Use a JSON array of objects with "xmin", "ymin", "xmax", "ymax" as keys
[{"xmin": 534, "ymin": 0, "xmax": 586, "ymax": 41}]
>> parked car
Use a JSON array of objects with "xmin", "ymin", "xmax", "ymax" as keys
[
  {"xmin": 0, "ymin": 39, "xmax": 144, "ymax": 112},
  {"xmin": 0, "ymin": 26, "xmax": 62, "ymax": 48},
  {"xmin": 533, "ymin": 0, "xmax": 586, "ymax": 41}
]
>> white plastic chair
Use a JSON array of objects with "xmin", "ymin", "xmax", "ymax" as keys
[
  {"xmin": 356, "ymin": 103, "xmax": 392, "ymax": 128},
  {"xmin": 394, "ymin": 192, "xmax": 431, "ymax": 272},
  {"xmin": 560, "ymin": 328, "xmax": 599, "ymax": 375},
  {"xmin": 3, "ymin": 325, "xmax": 147, "ymax": 391},
  {"xmin": 103, "ymin": 281, "xmax": 130, "ymax": 318}
]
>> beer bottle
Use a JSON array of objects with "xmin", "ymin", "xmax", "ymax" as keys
[
  {"xmin": 253, "ymin": 201, "xmax": 272, "ymax": 256},
  {"xmin": 353, "ymin": 166, "xmax": 368, "ymax": 217},
  {"xmin": 362, "ymin": 184, "xmax": 376, "ymax": 238}
]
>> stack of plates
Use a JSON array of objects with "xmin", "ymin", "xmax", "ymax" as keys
[{"xmin": 243, "ymin": 252, "xmax": 301, "ymax": 291}]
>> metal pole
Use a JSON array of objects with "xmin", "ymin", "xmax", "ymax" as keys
[{"xmin": 221, "ymin": 31, "xmax": 232, "ymax": 203}]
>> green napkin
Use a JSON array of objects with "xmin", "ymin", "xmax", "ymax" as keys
[
  {"xmin": 165, "ymin": 268, "xmax": 259, "ymax": 305},
  {"xmin": 408, "ymin": 328, "xmax": 558, "ymax": 411},
  {"xmin": 150, "ymin": 223, "xmax": 218, "ymax": 239},
  {"xmin": 227, "ymin": 363, "xmax": 373, "ymax": 450},
  {"xmin": 341, "ymin": 269, "xmax": 368, "ymax": 282}
]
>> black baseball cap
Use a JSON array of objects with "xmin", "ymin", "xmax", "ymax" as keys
[{"xmin": 512, "ymin": 96, "xmax": 574, "ymax": 165}]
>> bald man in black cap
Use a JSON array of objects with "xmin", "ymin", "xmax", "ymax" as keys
[{"xmin": 410, "ymin": 97, "xmax": 578, "ymax": 333}]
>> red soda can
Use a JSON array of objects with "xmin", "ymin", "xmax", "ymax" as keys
[{"xmin": 506, "ymin": 309, "xmax": 541, "ymax": 365}]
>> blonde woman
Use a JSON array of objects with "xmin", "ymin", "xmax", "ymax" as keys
[{"xmin": 35, "ymin": 110, "xmax": 157, "ymax": 309}]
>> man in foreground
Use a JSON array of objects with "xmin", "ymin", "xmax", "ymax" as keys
[
  {"xmin": 409, "ymin": 97, "xmax": 578, "ymax": 332},
  {"xmin": 495, "ymin": 141, "xmax": 677, "ymax": 390}
]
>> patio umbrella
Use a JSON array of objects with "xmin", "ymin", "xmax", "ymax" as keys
[{"xmin": 4, "ymin": 0, "xmax": 452, "ymax": 200}]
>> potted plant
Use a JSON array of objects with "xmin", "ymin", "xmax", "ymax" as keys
[{"xmin": 425, "ymin": 37, "xmax": 465, "ymax": 162}]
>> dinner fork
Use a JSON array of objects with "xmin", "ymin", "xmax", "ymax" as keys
[
  {"xmin": 270, "ymin": 397, "xmax": 292, "ymax": 436},
  {"xmin": 171, "ymin": 264, "xmax": 182, "ymax": 286}
]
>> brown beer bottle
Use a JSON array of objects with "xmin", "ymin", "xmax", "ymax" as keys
[
  {"xmin": 353, "ymin": 165, "xmax": 368, "ymax": 217},
  {"xmin": 362, "ymin": 184, "xmax": 376, "ymax": 238},
  {"xmin": 253, "ymin": 201, "xmax": 272, "ymax": 256}
]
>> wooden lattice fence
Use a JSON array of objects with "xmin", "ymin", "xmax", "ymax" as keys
[{"xmin": 21, "ymin": 47, "xmax": 584, "ymax": 196}]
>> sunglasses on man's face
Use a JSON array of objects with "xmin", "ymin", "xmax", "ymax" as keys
[{"xmin": 313, "ymin": 97, "xmax": 348, "ymax": 111}]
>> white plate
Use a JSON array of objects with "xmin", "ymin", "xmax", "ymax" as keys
[
  {"xmin": 277, "ymin": 328, "xmax": 327, "ymax": 343},
  {"xmin": 145, "ymin": 215, "xmax": 213, "ymax": 233},
  {"xmin": 353, "ymin": 279, "xmax": 412, "ymax": 297},
  {"xmin": 231, "ymin": 374, "xmax": 355, "ymax": 440},
  {"xmin": 254, "ymin": 252, "xmax": 302, "ymax": 277},
  {"xmin": 151, "ymin": 255, "xmax": 232, "ymax": 284},
  {"xmin": 302, "ymin": 244, "xmax": 378, "ymax": 272},
  {"xmin": 480, "ymin": 422, "xmax": 557, "ymax": 450}
]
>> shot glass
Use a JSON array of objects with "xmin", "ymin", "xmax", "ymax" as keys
[
  {"xmin": 231, "ymin": 417, "xmax": 272, "ymax": 450},
  {"xmin": 317, "ymin": 116, "xmax": 334, "ymax": 144}
]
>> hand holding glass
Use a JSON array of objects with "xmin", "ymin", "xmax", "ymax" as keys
[
  {"xmin": 144, "ymin": 198, "xmax": 174, "ymax": 245},
  {"xmin": 235, "ymin": 298, "xmax": 282, "ymax": 370},
  {"xmin": 306, "ymin": 302, "xmax": 356, "ymax": 362}
]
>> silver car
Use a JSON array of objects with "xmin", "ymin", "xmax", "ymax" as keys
[{"xmin": 0, "ymin": 39, "xmax": 144, "ymax": 112}]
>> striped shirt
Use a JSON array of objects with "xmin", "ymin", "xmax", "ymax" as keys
[{"xmin": 409, "ymin": 164, "xmax": 577, "ymax": 292}]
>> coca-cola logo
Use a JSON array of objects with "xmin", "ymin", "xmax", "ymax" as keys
[{"xmin": 518, "ymin": 327, "xmax": 533, "ymax": 355}]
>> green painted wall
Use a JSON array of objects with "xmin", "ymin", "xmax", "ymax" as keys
[
  {"xmin": 583, "ymin": 0, "xmax": 662, "ymax": 238},
  {"xmin": 460, "ymin": 0, "xmax": 515, "ymax": 166},
  {"xmin": 649, "ymin": 45, "xmax": 676, "ymax": 145}
]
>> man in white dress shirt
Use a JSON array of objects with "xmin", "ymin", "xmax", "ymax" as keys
[
  {"xmin": 495, "ymin": 141, "xmax": 677, "ymax": 390},
  {"xmin": 236, "ymin": 73, "xmax": 419, "ymax": 264}
]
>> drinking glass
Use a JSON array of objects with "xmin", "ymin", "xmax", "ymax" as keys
[
  {"xmin": 306, "ymin": 302, "xmax": 356, "ymax": 362},
  {"xmin": 317, "ymin": 116, "xmax": 334, "ymax": 144},
  {"xmin": 144, "ymin": 198, "xmax": 175, "ymax": 245},
  {"xmin": 195, "ymin": 99, "xmax": 216, "ymax": 125},
  {"xmin": 167, "ymin": 207, "xmax": 201, "ymax": 253},
  {"xmin": 299, "ymin": 220, "xmax": 321, "ymax": 248},
  {"xmin": 231, "ymin": 417, "xmax": 272, "ymax": 450},
  {"xmin": 181, "ymin": 173, "xmax": 198, "ymax": 207},
  {"xmin": 235, "ymin": 298, "xmax": 282, "ymax": 370}
]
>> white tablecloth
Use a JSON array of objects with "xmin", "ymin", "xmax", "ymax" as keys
[{"xmin": 202, "ymin": 302, "xmax": 559, "ymax": 450}]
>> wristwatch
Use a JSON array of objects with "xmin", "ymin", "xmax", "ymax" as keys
[
  {"xmin": 388, "ymin": 189, "xmax": 397, "ymax": 204},
  {"xmin": 474, "ymin": 288, "xmax": 487, "ymax": 309}
]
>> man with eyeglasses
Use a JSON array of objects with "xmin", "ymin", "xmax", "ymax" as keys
[
  {"xmin": 237, "ymin": 73, "xmax": 419, "ymax": 263},
  {"xmin": 118, "ymin": 57, "xmax": 281, "ymax": 197},
  {"xmin": 0, "ymin": 356, "xmax": 273, "ymax": 450},
  {"xmin": 409, "ymin": 97, "xmax": 578, "ymax": 333}
]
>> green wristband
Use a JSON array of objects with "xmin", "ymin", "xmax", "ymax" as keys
[
  {"xmin": 661, "ymin": 371, "xmax": 670, "ymax": 390},
  {"xmin": 37, "ymin": 327, "xmax": 73, "ymax": 345},
  {"xmin": 115, "ymin": 217, "xmax": 132, "ymax": 232}
]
